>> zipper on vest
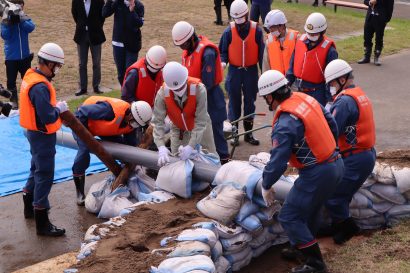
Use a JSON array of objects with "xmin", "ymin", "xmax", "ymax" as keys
[
  {"xmin": 315, "ymin": 52, "xmax": 324, "ymax": 76},
  {"xmin": 181, "ymin": 113, "xmax": 189, "ymax": 131}
]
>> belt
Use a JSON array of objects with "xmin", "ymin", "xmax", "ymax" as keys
[
  {"xmin": 326, "ymin": 153, "xmax": 341, "ymax": 163},
  {"xmin": 298, "ymin": 87, "xmax": 316, "ymax": 92},
  {"xmin": 341, "ymin": 148, "xmax": 372, "ymax": 158}
]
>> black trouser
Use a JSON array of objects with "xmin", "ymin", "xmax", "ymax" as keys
[
  {"xmin": 77, "ymin": 31, "xmax": 102, "ymax": 91},
  {"xmin": 5, "ymin": 54, "xmax": 32, "ymax": 90},
  {"xmin": 363, "ymin": 15, "xmax": 387, "ymax": 51},
  {"xmin": 214, "ymin": 0, "xmax": 233, "ymax": 14}
]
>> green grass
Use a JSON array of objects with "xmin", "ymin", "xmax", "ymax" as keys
[{"xmin": 67, "ymin": 90, "xmax": 121, "ymax": 111}]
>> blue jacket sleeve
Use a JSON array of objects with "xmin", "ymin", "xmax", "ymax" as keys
[
  {"xmin": 1, "ymin": 23, "xmax": 11, "ymax": 40},
  {"xmin": 29, "ymin": 83, "xmax": 60, "ymax": 125},
  {"xmin": 219, "ymin": 27, "xmax": 231, "ymax": 64},
  {"xmin": 326, "ymin": 46, "xmax": 338, "ymax": 65},
  {"xmin": 255, "ymin": 26, "xmax": 265, "ymax": 70},
  {"xmin": 21, "ymin": 19, "xmax": 35, "ymax": 33},
  {"xmin": 102, "ymin": 0, "xmax": 118, "ymax": 18},
  {"xmin": 201, "ymin": 47, "xmax": 217, "ymax": 90},
  {"xmin": 130, "ymin": 1, "xmax": 144, "ymax": 28},
  {"xmin": 75, "ymin": 102, "xmax": 115, "ymax": 127},
  {"xmin": 121, "ymin": 69, "xmax": 139, "ymax": 103},
  {"xmin": 330, "ymin": 95, "xmax": 359, "ymax": 138},
  {"xmin": 262, "ymin": 113, "xmax": 302, "ymax": 189},
  {"xmin": 286, "ymin": 51, "xmax": 296, "ymax": 85},
  {"xmin": 321, "ymin": 104, "xmax": 338, "ymax": 141}
]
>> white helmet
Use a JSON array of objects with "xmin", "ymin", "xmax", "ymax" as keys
[
  {"xmin": 230, "ymin": 0, "xmax": 249, "ymax": 19},
  {"xmin": 163, "ymin": 61, "xmax": 188, "ymax": 90},
  {"xmin": 172, "ymin": 21, "xmax": 195, "ymax": 46},
  {"xmin": 38, "ymin": 43, "xmax": 64, "ymax": 64},
  {"xmin": 264, "ymin": 10, "xmax": 287, "ymax": 28},
  {"xmin": 146, "ymin": 45, "xmax": 167, "ymax": 69},
  {"xmin": 258, "ymin": 70, "xmax": 289, "ymax": 96},
  {"xmin": 304, "ymin": 12, "xmax": 327, "ymax": 34},
  {"xmin": 131, "ymin": 101, "xmax": 152, "ymax": 127},
  {"xmin": 324, "ymin": 59, "xmax": 353, "ymax": 84}
]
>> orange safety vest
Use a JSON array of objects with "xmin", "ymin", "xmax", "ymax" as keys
[
  {"xmin": 293, "ymin": 34, "xmax": 335, "ymax": 84},
  {"xmin": 19, "ymin": 68, "xmax": 62, "ymax": 134},
  {"xmin": 228, "ymin": 21, "xmax": 259, "ymax": 67},
  {"xmin": 123, "ymin": 58, "xmax": 163, "ymax": 107},
  {"xmin": 267, "ymin": 29, "xmax": 299, "ymax": 75},
  {"xmin": 164, "ymin": 77, "xmax": 201, "ymax": 131},
  {"xmin": 182, "ymin": 35, "xmax": 223, "ymax": 86},
  {"xmin": 82, "ymin": 96, "xmax": 134, "ymax": 136},
  {"xmin": 335, "ymin": 87, "xmax": 376, "ymax": 152},
  {"xmin": 273, "ymin": 92, "xmax": 336, "ymax": 169}
]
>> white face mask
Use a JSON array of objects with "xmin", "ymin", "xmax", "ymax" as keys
[
  {"xmin": 147, "ymin": 65, "xmax": 160, "ymax": 73},
  {"xmin": 329, "ymin": 86, "xmax": 337, "ymax": 96},
  {"xmin": 306, "ymin": 33, "xmax": 319, "ymax": 42},
  {"xmin": 172, "ymin": 85, "xmax": 187, "ymax": 97},
  {"xmin": 53, "ymin": 66, "xmax": 61, "ymax": 75},
  {"xmin": 271, "ymin": 30, "xmax": 280, "ymax": 37},
  {"xmin": 234, "ymin": 17, "xmax": 246, "ymax": 24}
]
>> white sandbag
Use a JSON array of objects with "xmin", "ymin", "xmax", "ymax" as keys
[
  {"xmin": 358, "ymin": 188, "xmax": 385, "ymax": 203},
  {"xmin": 135, "ymin": 166, "xmax": 156, "ymax": 193},
  {"xmin": 85, "ymin": 176, "xmax": 113, "ymax": 214},
  {"xmin": 138, "ymin": 191, "xmax": 175, "ymax": 203},
  {"xmin": 369, "ymin": 184, "xmax": 406, "ymax": 205},
  {"xmin": 255, "ymin": 202, "xmax": 281, "ymax": 225},
  {"xmin": 197, "ymin": 183, "xmax": 245, "ymax": 225},
  {"xmin": 193, "ymin": 222, "xmax": 218, "ymax": 237},
  {"xmin": 119, "ymin": 201, "xmax": 151, "ymax": 216},
  {"xmin": 161, "ymin": 228, "xmax": 218, "ymax": 248},
  {"xmin": 350, "ymin": 208, "xmax": 379, "ymax": 219},
  {"xmin": 156, "ymin": 160, "xmax": 194, "ymax": 198},
  {"xmin": 220, "ymin": 233, "xmax": 252, "ymax": 253},
  {"xmin": 236, "ymin": 214, "xmax": 263, "ymax": 234},
  {"xmin": 84, "ymin": 224, "xmax": 101, "ymax": 242},
  {"xmin": 372, "ymin": 162, "xmax": 395, "ymax": 185},
  {"xmin": 212, "ymin": 221, "xmax": 243, "ymax": 239},
  {"xmin": 149, "ymin": 255, "xmax": 215, "ymax": 273},
  {"xmin": 350, "ymin": 192, "xmax": 371, "ymax": 209},
  {"xmin": 355, "ymin": 215, "xmax": 386, "ymax": 230},
  {"xmin": 167, "ymin": 241, "xmax": 211, "ymax": 258},
  {"xmin": 211, "ymin": 240, "xmax": 223, "ymax": 261},
  {"xmin": 236, "ymin": 200, "xmax": 260, "ymax": 222},
  {"xmin": 98, "ymin": 186, "xmax": 134, "ymax": 219},
  {"xmin": 225, "ymin": 246, "xmax": 252, "ymax": 264},
  {"xmin": 371, "ymin": 202, "xmax": 394, "ymax": 213},
  {"xmin": 128, "ymin": 175, "xmax": 140, "ymax": 199},
  {"xmin": 362, "ymin": 177, "xmax": 377, "ymax": 188},
  {"xmin": 252, "ymin": 241, "xmax": 272, "ymax": 258},
  {"xmin": 77, "ymin": 241, "xmax": 98, "ymax": 261},
  {"xmin": 386, "ymin": 204, "xmax": 410, "ymax": 220},
  {"xmin": 230, "ymin": 247, "xmax": 253, "ymax": 271},
  {"xmin": 392, "ymin": 167, "xmax": 410, "ymax": 193},
  {"xmin": 249, "ymin": 228, "xmax": 277, "ymax": 248},
  {"xmin": 248, "ymin": 152, "xmax": 271, "ymax": 170},
  {"xmin": 215, "ymin": 256, "xmax": 231, "ymax": 273}
]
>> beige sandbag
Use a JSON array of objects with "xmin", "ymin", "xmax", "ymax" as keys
[
  {"xmin": 372, "ymin": 162, "xmax": 395, "ymax": 185},
  {"xmin": 392, "ymin": 167, "xmax": 410, "ymax": 193}
]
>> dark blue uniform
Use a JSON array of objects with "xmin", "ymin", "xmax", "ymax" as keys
[
  {"xmin": 72, "ymin": 101, "xmax": 137, "ymax": 175},
  {"xmin": 286, "ymin": 37, "xmax": 338, "ymax": 106},
  {"xmin": 263, "ymin": 106, "xmax": 344, "ymax": 247},
  {"xmin": 219, "ymin": 21, "xmax": 265, "ymax": 122}
]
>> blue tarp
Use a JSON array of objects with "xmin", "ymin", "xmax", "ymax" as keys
[{"xmin": 0, "ymin": 114, "xmax": 106, "ymax": 197}]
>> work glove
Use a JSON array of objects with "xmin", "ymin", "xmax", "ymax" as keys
[
  {"xmin": 178, "ymin": 145, "xmax": 195, "ymax": 161},
  {"xmin": 221, "ymin": 62, "xmax": 227, "ymax": 70},
  {"xmin": 261, "ymin": 186, "xmax": 275, "ymax": 207},
  {"xmin": 157, "ymin": 145, "xmax": 170, "ymax": 167},
  {"xmin": 56, "ymin": 101, "xmax": 69, "ymax": 113}
]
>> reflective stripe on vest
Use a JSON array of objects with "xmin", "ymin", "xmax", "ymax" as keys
[
  {"xmin": 182, "ymin": 35, "xmax": 223, "ymax": 86},
  {"xmin": 19, "ymin": 68, "xmax": 62, "ymax": 134},
  {"xmin": 164, "ymin": 77, "xmax": 201, "ymax": 131},
  {"xmin": 273, "ymin": 92, "xmax": 336, "ymax": 169},
  {"xmin": 82, "ymin": 96, "xmax": 134, "ymax": 136},
  {"xmin": 335, "ymin": 87, "xmax": 376, "ymax": 152},
  {"xmin": 228, "ymin": 21, "xmax": 259, "ymax": 67},
  {"xmin": 293, "ymin": 35, "xmax": 335, "ymax": 84},
  {"xmin": 267, "ymin": 29, "xmax": 299, "ymax": 75},
  {"xmin": 123, "ymin": 58, "xmax": 163, "ymax": 107}
]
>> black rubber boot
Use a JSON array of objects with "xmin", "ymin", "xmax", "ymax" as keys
[
  {"xmin": 374, "ymin": 50, "xmax": 382, "ymax": 66},
  {"xmin": 9, "ymin": 88, "xmax": 18, "ymax": 110},
  {"xmin": 214, "ymin": 6, "xmax": 223, "ymax": 25},
  {"xmin": 35, "ymin": 209, "xmax": 65, "ymax": 237},
  {"xmin": 74, "ymin": 175, "xmax": 86, "ymax": 206},
  {"xmin": 0, "ymin": 101, "xmax": 12, "ymax": 117},
  {"xmin": 243, "ymin": 120, "xmax": 260, "ymax": 146},
  {"xmin": 292, "ymin": 243, "xmax": 327, "ymax": 273},
  {"xmin": 357, "ymin": 47, "xmax": 371, "ymax": 64},
  {"xmin": 333, "ymin": 217, "xmax": 360, "ymax": 245},
  {"xmin": 281, "ymin": 246, "xmax": 304, "ymax": 261},
  {"xmin": 23, "ymin": 192, "xmax": 34, "ymax": 219}
]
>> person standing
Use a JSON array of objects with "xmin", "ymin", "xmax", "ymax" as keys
[
  {"xmin": 1, "ymin": 0, "xmax": 35, "ymax": 109},
  {"xmin": 357, "ymin": 0, "xmax": 394, "ymax": 66},
  {"xmin": 262, "ymin": 9, "xmax": 299, "ymax": 74},
  {"xmin": 72, "ymin": 0, "xmax": 106, "ymax": 96},
  {"xmin": 249, "ymin": 0, "xmax": 271, "ymax": 27},
  {"xmin": 72, "ymin": 97, "xmax": 152, "ymax": 205},
  {"xmin": 286, "ymin": 12, "xmax": 338, "ymax": 106},
  {"xmin": 323, "ymin": 59, "xmax": 376, "ymax": 244},
  {"xmin": 152, "ymin": 62, "xmax": 217, "ymax": 167},
  {"xmin": 258, "ymin": 70, "xmax": 344, "ymax": 273},
  {"xmin": 103, "ymin": 0, "xmax": 144, "ymax": 85},
  {"xmin": 213, "ymin": 0, "xmax": 233, "ymax": 25},
  {"xmin": 19, "ymin": 43, "xmax": 67, "ymax": 237},
  {"xmin": 172, "ymin": 21, "xmax": 230, "ymax": 164},
  {"xmin": 219, "ymin": 0, "xmax": 264, "ymax": 146}
]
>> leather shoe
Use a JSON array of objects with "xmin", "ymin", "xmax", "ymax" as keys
[
  {"xmin": 75, "ymin": 89, "xmax": 87, "ymax": 96},
  {"xmin": 94, "ymin": 87, "xmax": 104, "ymax": 94}
]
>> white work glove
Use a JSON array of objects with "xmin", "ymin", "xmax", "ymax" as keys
[
  {"xmin": 179, "ymin": 145, "xmax": 195, "ymax": 161},
  {"xmin": 261, "ymin": 186, "xmax": 275, "ymax": 207},
  {"xmin": 56, "ymin": 101, "xmax": 69, "ymax": 113},
  {"xmin": 221, "ymin": 62, "xmax": 227, "ymax": 70},
  {"xmin": 157, "ymin": 146, "xmax": 170, "ymax": 167}
]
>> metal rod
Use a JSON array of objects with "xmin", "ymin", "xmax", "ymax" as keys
[
  {"xmin": 225, "ymin": 125, "xmax": 272, "ymax": 140},
  {"xmin": 230, "ymin": 112, "xmax": 267, "ymax": 124}
]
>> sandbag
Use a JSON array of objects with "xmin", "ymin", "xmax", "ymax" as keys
[
  {"xmin": 350, "ymin": 192, "xmax": 371, "ymax": 209},
  {"xmin": 252, "ymin": 241, "xmax": 272, "ymax": 258},
  {"xmin": 236, "ymin": 214, "xmax": 263, "ymax": 234},
  {"xmin": 167, "ymin": 241, "xmax": 211, "ymax": 258},
  {"xmin": 350, "ymin": 208, "xmax": 379, "ymax": 219},
  {"xmin": 85, "ymin": 176, "xmax": 113, "ymax": 214},
  {"xmin": 212, "ymin": 221, "xmax": 243, "ymax": 239},
  {"xmin": 369, "ymin": 184, "xmax": 406, "ymax": 205},
  {"xmin": 135, "ymin": 166, "xmax": 156, "ymax": 193},
  {"xmin": 230, "ymin": 247, "xmax": 253, "ymax": 271},
  {"xmin": 355, "ymin": 215, "xmax": 386, "ymax": 229},
  {"xmin": 211, "ymin": 240, "xmax": 223, "ymax": 261},
  {"xmin": 77, "ymin": 241, "xmax": 98, "ymax": 261},
  {"xmin": 224, "ymin": 246, "xmax": 252, "ymax": 265},
  {"xmin": 386, "ymin": 204, "xmax": 410, "ymax": 222},
  {"xmin": 392, "ymin": 167, "xmax": 410, "ymax": 193},
  {"xmin": 197, "ymin": 183, "xmax": 245, "ymax": 225},
  {"xmin": 249, "ymin": 228, "xmax": 277, "ymax": 249},
  {"xmin": 215, "ymin": 256, "xmax": 231, "ymax": 273},
  {"xmin": 156, "ymin": 160, "xmax": 194, "ymax": 198},
  {"xmin": 236, "ymin": 200, "xmax": 260, "ymax": 222},
  {"xmin": 267, "ymin": 222, "xmax": 285, "ymax": 234},
  {"xmin": 193, "ymin": 222, "xmax": 218, "ymax": 237},
  {"xmin": 138, "ymin": 191, "xmax": 175, "ymax": 203},
  {"xmin": 359, "ymin": 188, "xmax": 385, "ymax": 203},
  {"xmin": 98, "ymin": 186, "xmax": 134, "ymax": 219},
  {"xmin": 255, "ymin": 202, "xmax": 281, "ymax": 225},
  {"xmin": 220, "ymin": 232, "xmax": 252, "ymax": 253},
  {"xmin": 271, "ymin": 234, "xmax": 289, "ymax": 245},
  {"xmin": 119, "ymin": 201, "xmax": 150, "ymax": 216},
  {"xmin": 372, "ymin": 162, "xmax": 395, "ymax": 185},
  {"xmin": 371, "ymin": 201, "xmax": 394, "ymax": 213},
  {"xmin": 362, "ymin": 177, "xmax": 377, "ymax": 188},
  {"xmin": 248, "ymin": 152, "xmax": 271, "ymax": 170},
  {"xmin": 149, "ymin": 255, "xmax": 215, "ymax": 273},
  {"xmin": 161, "ymin": 228, "xmax": 218, "ymax": 248}
]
